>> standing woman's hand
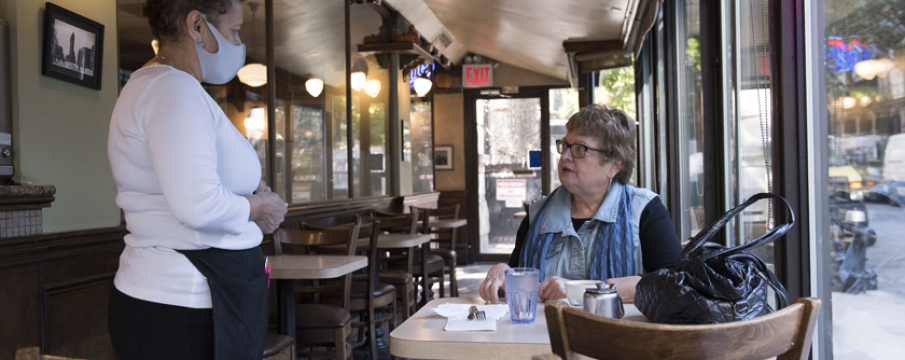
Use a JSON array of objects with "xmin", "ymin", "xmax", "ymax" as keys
[{"xmin": 245, "ymin": 187, "xmax": 288, "ymax": 234}]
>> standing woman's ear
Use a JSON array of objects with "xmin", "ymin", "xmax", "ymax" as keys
[{"xmin": 184, "ymin": 10, "xmax": 219, "ymax": 54}]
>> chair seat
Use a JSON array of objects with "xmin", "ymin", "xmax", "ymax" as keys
[
  {"xmin": 432, "ymin": 248, "xmax": 456, "ymax": 260},
  {"xmin": 379, "ymin": 269, "xmax": 414, "ymax": 285},
  {"xmin": 262, "ymin": 334, "xmax": 294, "ymax": 358},
  {"xmin": 295, "ymin": 303, "xmax": 351, "ymax": 329},
  {"xmin": 412, "ymin": 253, "xmax": 444, "ymax": 265},
  {"xmin": 347, "ymin": 282, "xmax": 396, "ymax": 299}
]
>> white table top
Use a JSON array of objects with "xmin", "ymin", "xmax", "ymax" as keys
[
  {"xmin": 514, "ymin": 211, "xmax": 527, "ymax": 220},
  {"xmin": 426, "ymin": 219, "xmax": 468, "ymax": 228},
  {"xmin": 390, "ymin": 297, "xmax": 646, "ymax": 360},
  {"xmin": 268, "ymin": 255, "xmax": 367, "ymax": 279},
  {"xmin": 374, "ymin": 233, "xmax": 431, "ymax": 248}
]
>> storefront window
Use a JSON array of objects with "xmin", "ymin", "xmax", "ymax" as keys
[
  {"xmin": 349, "ymin": 7, "xmax": 390, "ymax": 197},
  {"xmin": 411, "ymin": 98, "xmax": 434, "ymax": 193},
  {"xmin": 677, "ymin": 0, "xmax": 706, "ymax": 239},
  {"xmin": 820, "ymin": 1, "xmax": 905, "ymax": 358},
  {"xmin": 273, "ymin": 0, "xmax": 348, "ymax": 202},
  {"xmin": 549, "ymin": 88, "xmax": 579, "ymax": 190}
]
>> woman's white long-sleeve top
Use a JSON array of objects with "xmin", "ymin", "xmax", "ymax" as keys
[{"xmin": 107, "ymin": 65, "xmax": 262, "ymax": 309}]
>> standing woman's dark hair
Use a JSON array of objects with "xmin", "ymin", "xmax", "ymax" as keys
[{"xmin": 143, "ymin": 0, "xmax": 244, "ymax": 44}]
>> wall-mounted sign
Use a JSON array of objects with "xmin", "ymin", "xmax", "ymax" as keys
[{"xmin": 463, "ymin": 64, "xmax": 493, "ymax": 88}]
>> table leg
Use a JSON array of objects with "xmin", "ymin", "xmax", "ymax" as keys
[
  {"xmin": 277, "ymin": 279, "xmax": 295, "ymax": 342},
  {"xmin": 421, "ymin": 244, "xmax": 430, "ymax": 305}
]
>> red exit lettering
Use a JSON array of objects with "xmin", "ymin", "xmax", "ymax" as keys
[{"xmin": 464, "ymin": 65, "xmax": 492, "ymax": 87}]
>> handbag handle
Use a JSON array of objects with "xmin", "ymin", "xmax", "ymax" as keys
[{"xmin": 680, "ymin": 193, "xmax": 796, "ymax": 261}]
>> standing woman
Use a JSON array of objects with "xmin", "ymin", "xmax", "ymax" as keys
[{"xmin": 107, "ymin": 1, "xmax": 288, "ymax": 359}]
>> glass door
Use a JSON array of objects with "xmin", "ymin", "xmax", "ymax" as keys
[{"xmin": 475, "ymin": 97, "xmax": 542, "ymax": 256}]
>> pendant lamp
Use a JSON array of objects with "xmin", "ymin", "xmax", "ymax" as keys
[
  {"xmin": 306, "ymin": 78, "xmax": 324, "ymax": 97},
  {"xmin": 364, "ymin": 79, "xmax": 381, "ymax": 98},
  {"xmin": 237, "ymin": 2, "xmax": 266, "ymax": 87},
  {"xmin": 413, "ymin": 77, "xmax": 432, "ymax": 96},
  {"xmin": 351, "ymin": 71, "xmax": 366, "ymax": 91}
]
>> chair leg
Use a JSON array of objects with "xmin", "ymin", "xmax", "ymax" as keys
[
  {"xmin": 438, "ymin": 269, "xmax": 445, "ymax": 298},
  {"xmin": 336, "ymin": 325, "xmax": 350, "ymax": 360},
  {"xmin": 368, "ymin": 312, "xmax": 378, "ymax": 360}
]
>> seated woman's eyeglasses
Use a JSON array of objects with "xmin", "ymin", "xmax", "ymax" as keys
[{"xmin": 555, "ymin": 139, "xmax": 607, "ymax": 158}]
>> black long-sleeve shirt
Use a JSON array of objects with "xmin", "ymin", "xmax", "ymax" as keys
[{"xmin": 507, "ymin": 197, "xmax": 681, "ymax": 273}]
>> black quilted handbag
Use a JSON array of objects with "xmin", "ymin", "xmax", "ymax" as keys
[{"xmin": 634, "ymin": 193, "xmax": 793, "ymax": 324}]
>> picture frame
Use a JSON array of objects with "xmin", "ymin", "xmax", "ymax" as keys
[
  {"xmin": 42, "ymin": 3, "xmax": 104, "ymax": 90},
  {"xmin": 434, "ymin": 145, "xmax": 453, "ymax": 170}
]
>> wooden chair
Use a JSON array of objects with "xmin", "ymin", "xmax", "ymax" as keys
[
  {"xmin": 411, "ymin": 205, "xmax": 462, "ymax": 297},
  {"xmin": 262, "ymin": 334, "xmax": 295, "ymax": 360},
  {"xmin": 356, "ymin": 213, "xmax": 418, "ymax": 319},
  {"xmin": 542, "ymin": 298, "xmax": 821, "ymax": 360},
  {"xmin": 273, "ymin": 226, "xmax": 360, "ymax": 360},
  {"xmin": 371, "ymin": 210, "xmax": 444, "ymax": 305},
  {"xmin": 301, "ymin": 222, "xmax": 396, "ymax": 360}
]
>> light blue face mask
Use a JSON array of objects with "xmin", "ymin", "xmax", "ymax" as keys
[{"xmin": 194, "ymin": 15, "xmax": 246, "ymax": 84}]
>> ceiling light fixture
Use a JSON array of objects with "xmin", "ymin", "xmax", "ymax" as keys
[
  {"xmin": 351, "ymin": 71, "xmax": 366, "ymax": 91},
  {"xmin": 413, "ymin": 77, "xmax": 432, "ymax": 96},
  {"xmin": 237, "ymin": 2, "xmax": 267, "ymax": 87},
  {"xmin": 305, "ymin": 78, "xmax": 324, "ymax": 97},
  {"xmin": 364, "ymin": 79, "xmax": 381, "ymax": 98}
]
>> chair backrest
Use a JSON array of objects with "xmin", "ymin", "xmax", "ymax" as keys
[
  {"xmin": 361, "ymin": 211, "xmax": 418, "ymax": 235},
  {"xmin": 274, "ymin": 226, "xmax": 360, "ymax": 310},
  {"xmin": 544, "ymin": 298, "xmax": 821, "ymax": 360},
  {"xmin": 410, "ymin": 205, "xmax": 460, "ymax": 247},
  {"xmin": 302, "ymin": 221, "xmax": 380, "ymax": 296}
]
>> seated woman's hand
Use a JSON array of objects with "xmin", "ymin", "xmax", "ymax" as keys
[
  {"xmin": 479, "ymin": 263, "xmax": 511, "ymax": 304},
  {"xmin": 539, "ymin": 276, "xmax": 569, "ymax": 301},
  {"xmin": 606, "ymin": 275, "xmax": 642, "ymax": 303}
]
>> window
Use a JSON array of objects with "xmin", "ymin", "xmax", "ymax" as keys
[
  {"xmin": 817, "ymin": 1, "xmax": 905, "ymax": 358},
  {"xmin": 411, "ymin": 97, "xmax": 434, "ymax": 193},
  {"xmin": 677, "ymin": 0, "xmax": 707, "ymax": 238},
  {"xmin": 549, "ymin": 88, "xmax": 579, "ymax": 190}
]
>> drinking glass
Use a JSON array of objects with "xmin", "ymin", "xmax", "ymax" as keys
[{"xmin": 505, "ymin": 267, "xmax": 540, "ymax": 324}]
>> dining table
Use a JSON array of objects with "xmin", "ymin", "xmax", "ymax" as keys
[
  {"xmin": 270, "ymin": 254, "xmax": 368, "ymax": 343},
  {"xmin": 390, "ymin": 297, "xmax": 649, "ymax": 360}
]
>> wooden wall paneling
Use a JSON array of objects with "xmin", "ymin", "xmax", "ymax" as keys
[
  {"xmin": 0, "ymin": 226, "xmax": 126, "ymax": 360},
  {"xmin": 42, "ymin": 274, "xmax": 117, "ymax": 359}
]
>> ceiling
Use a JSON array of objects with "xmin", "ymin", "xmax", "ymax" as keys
[
  {"xmin": 389, "ymin": 0, "xmax": 634, "ymax": 80},
  {"xmin": 117, "ymin": 0, "xmax": 642, "ymax": 82}
]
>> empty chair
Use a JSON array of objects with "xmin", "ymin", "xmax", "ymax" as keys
[
  {"xmin": 411, "ymin": 205, "xmax": 462, "ymax": 297},
  {"xmin": 301, "ymin": 221, "xmax": 396, "ymax": 360},
  {"xmin": 357, "ymin": 213, "xmax": 419, "ymax": 319},
  {"xmin": 372, "ymin": 210, "xmax": 444, "ymax": 305},
  {"xmin": 273, "ymin": 226, "xmax": 360, "ymax": 360},
  {"xmin": 262, "ymin": 334, "xmax": 294, "ymax": 360},
  {"xmin": 542, "ymin": 298, "xmax": 821, "ymax": 360}
]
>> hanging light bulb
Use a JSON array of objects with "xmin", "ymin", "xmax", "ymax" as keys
[
  {"xmin": 364, "ymin": 79, "xmax": 381, "ymax": 98},
  {"xmin": 854, "ymin": 59, "xmax": 879, "ymax": 80},
  {"xmin": 305, "ymin": 78, "xmax": 324, "ymax": 97},
  {"xmin": 842, "ymin": 96, "xmax": 857, "ymax": 110},
  {"xmin": 413, "ymin": 77, "xmax": 432, "ymax": 96},
  {"xmin": 238, "ymin": 63, "xmax": 267, "ymax": 87},
  {"xmin": 351, "ymin": 71, "xmax": 366, "ymax": 91},
  {"xmin": 151, "ymin": 39, "xmax": 159, "ymax": 55}
]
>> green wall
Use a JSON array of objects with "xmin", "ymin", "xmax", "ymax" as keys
[{"xmin": 1, "ymin": 0, "xmax": 120, "ymax": 233}]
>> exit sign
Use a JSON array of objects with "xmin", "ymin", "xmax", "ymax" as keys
[{"xmin": 463, "ymin": 64, "xmax": 493, "ymax": 88}]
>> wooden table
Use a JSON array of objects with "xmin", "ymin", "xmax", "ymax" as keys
[
  {"xmin": 423, "ymin": 219, "xmax": 468, "ymax": 229},
  {"xmin": 270, "ymin": 255, "xmax": 368, "ymax": 344},
  {"xmin": 390, "ymin": 297, "xmax": 648, "ymax": 360}
]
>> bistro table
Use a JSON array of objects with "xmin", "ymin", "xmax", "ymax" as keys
[
  {"xmin": 514, "ymin": 211, "xmax": 527, "ymax": 220},
  {"xmin": 270, "ymin": 254, "xmax": 368, "ymax": 343},
  {"xmin": 390, "ymin": 297, "xmax": 648, "ymax": 360}
]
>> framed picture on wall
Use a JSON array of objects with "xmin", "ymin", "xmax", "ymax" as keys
[
  {"xmin": 435, "ymin": 145, "xmax": 453, "ymax": 170},
  {"xmin": 42, "ymin": 3, "xmax": 104, "ymax": 90}
]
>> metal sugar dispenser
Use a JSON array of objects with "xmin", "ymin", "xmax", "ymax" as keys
[{"xmin": 583, "ymin": 283, "xmax": 624, "ymax": 319}]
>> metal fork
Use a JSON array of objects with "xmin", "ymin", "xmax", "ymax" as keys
[{"xmin": 475, "ymin": 309, "xmax": 487, "ymax": 321}]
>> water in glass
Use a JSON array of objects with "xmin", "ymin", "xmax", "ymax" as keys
[{"xmin": 505, "ymin": 267, "xmax": 540, "ymax": 324}]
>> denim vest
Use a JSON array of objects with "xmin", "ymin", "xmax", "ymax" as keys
[{"xmin": 526, "ymin": 182, "xmax": 658, "ymax": 280}]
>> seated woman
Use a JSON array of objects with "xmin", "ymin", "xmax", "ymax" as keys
[{"xmin": 479, "ymin": 105, "xmax": 682, "ymax": 303}]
